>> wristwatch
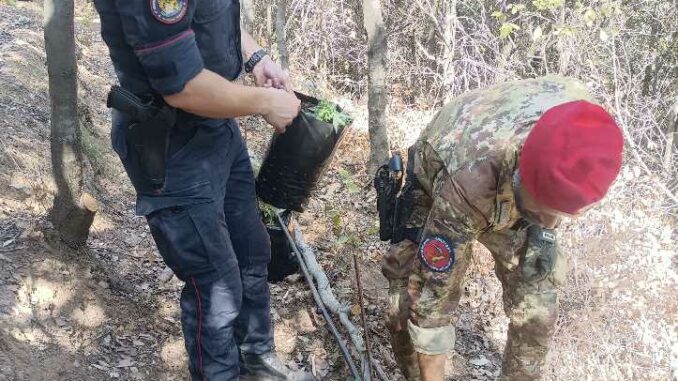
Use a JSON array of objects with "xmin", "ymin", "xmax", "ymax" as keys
[{"xmin": 244, "ymin": 49, "xmax": 267, "ymax": 73}]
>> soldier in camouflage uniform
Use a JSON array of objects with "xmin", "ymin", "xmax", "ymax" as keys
[{"xmin": 381, "ymin": 76, "xmax": 624, "ymax": 380}]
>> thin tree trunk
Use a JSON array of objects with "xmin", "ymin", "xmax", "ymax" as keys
[
  {"xmin": 44, "ymin": 0, "xmax": 96, "ymax": 248},
  {"xmin": 241, "ymin": 0, "xmax": 255, "ymax": 35},
  {"xmin": 664, "ymin": 96, "xmax": 678, "ymax": 171},
  {"xmin": 276, "ymin": 0, "xmax": 289, "ymax": 71},
  {"xmin": 362, "ymin": 0, "xmax": 390, "ymax": 173},
  {"xmin": 266, "ymin": 3, "xmax": 273, "ymax": 51}
]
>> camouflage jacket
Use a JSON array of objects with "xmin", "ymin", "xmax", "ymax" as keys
[{"xmin": 414, "ymin": 76, "xmax": 594, "ymax": 239}]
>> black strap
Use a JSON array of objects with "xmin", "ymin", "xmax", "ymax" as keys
[{"xmin": 244, "ymin": 49, "xmax": 267, "ymax": 73}]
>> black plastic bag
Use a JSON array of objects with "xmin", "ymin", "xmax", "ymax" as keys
[
  {"xmin": 265, "ymin": 212, "xmax": 299, "ymax": 283},
  {"xmin": 256, "ymin": 92, "xmax": 351, "ymax": 212}
]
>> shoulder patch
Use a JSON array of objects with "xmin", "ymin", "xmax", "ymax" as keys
[
  {"xmin": 150, "ymin": 0, "xmax": 188, "ymax": 24},
  {"xmin": 418, "ymin": 236, "xmax": 455, "ymax": 273}
]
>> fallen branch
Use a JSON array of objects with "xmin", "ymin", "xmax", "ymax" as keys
[
  {"xmin": 276, "ymin": 213, "xmax": 361, "ymax": 379},
  {"xmin": 292, "ymin": 224, "xmax": 392, "ymax": 380},
  {"xmin": 353, "ymin": 252, "xmax": 373, "ymax": 380},
  {"xmin": 293, "ymin": 226, "xmax": 366, "ymax": 353}
]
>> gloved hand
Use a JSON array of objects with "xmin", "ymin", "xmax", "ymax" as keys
[{"xmin": 521, "ymin": 224, "xmax": 558, "ymax": 282}]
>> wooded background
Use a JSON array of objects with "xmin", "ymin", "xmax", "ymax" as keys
[{"xmin": 247, "ymin": 0, "xmax": 678, "ymax": 203}]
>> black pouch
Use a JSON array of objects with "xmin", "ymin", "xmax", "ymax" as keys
[
  {"xmin": 265, "ymin": 211, "xmax": 299, "ymax": 283},
  {"xmin": 256, "ymin": 93, "xmax": 351, "ymax": 212}
]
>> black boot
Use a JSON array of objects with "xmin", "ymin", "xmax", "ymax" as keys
[{"xmin": 240, "ymin": 351, "xmax": 314, "ymax": 381}]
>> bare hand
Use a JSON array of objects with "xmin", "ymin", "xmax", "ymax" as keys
[
  {"xmin": 251, "ymin": 56, "xmax": 291, "ymax": 91},
  {"xmin": 262, "ymin": 88, "xmax": 300, "ymax": 133}
]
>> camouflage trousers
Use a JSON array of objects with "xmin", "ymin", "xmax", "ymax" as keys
[
  {"xmin": 381, "ymin": 145, "xmax": 566, "ymax": 381},
  {"xmin": 383, "ymin": 233, "xmax": 565, "ymax": 381}
]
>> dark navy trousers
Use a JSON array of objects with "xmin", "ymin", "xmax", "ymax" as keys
[{"xmin": 129, "ymin": 119, "xmax": 273, "ymax": 380}]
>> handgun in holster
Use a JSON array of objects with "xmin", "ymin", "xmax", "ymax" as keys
[
  {"xmin": 373, "ymin": 149, "xmax": 421, "ymax": 244},
  {"xmin": 106, "ymin": 85, "xmax": 176, "ymax": 193},
  {"xmin": 391, "ymin": 148, "xmax": 419, "ymax": 244},
  {"xmin": 373, "ymin": 153, "xmax": 403, "ymax": 241}
]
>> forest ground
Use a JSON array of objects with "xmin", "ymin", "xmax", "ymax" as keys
[{"xmin": 0, "ymin": 2, "xmax": 676, "ymax": 380}]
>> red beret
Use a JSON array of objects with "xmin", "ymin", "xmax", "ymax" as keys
[{"xmin": 519, "ymin": 100, "xmax": 624, "ymax": 214}]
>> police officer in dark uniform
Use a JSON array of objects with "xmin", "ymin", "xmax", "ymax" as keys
[{"xmin": 93, "ymin": 0, "xmax": 311, "ymax": 379}]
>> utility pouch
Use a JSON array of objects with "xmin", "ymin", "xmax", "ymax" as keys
[
  {"xmin": 374, "ymin": 153, "xmax": 403, "ymax": 241},
  {"xmin": 107, "ymin": 86, "xmax": 176, "ymax": 192}
]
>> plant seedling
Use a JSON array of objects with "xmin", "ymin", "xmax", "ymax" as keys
[{"xmin": 314, "ymin": 100, "xmax": 353, "ymax": 130}]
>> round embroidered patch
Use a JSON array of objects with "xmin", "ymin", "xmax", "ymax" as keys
[
  {"xmin": 418, "ymin": 236, "xmax": 455, "ymax": 273},
  {"xmin": 150, "ymin": 0, "xmax": 188, "ymax": 24}
]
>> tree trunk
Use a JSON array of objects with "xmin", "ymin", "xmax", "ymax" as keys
[
  {"xmin": 241, "ymin": 0, "xmax": 255, "ymax": 35},
  {"xmin": 44, "ymin": 0, "xmax": 96, "ymax": 248},
  {"xmin": 266, "ymin": 3, "xmax": 273, "ymax": 51},
  {"xmin": 664, "ymin": 96, "xmax": 678, "ymax": 172},
  {"xmin": 276, "ymin": 0, "xmax": 289, "ymax": 71},
  {"xmin": 362, "ymin": 0, "xmax": 390, "ymax": 174}
]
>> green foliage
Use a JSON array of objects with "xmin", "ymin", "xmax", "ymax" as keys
[
  {"xmin": 331, "ymin": 211, "xmax": 342, "ymax": 233},
  {"xmin": 336, "ymin": 233, "xmax": 359, "ymax": 247},
  {"xmin": 582, "ymin": 8, "xmax": 597, "ymax": 27},
  {"xmin": 508, "ymin": 3, "xmax": 526, "ymax": 15},
  {"xmin": 337, "ymin": 168, "xmax": 360, "ymax": 194},
  {"xmin": 314, "ymin": 100, "xmax": 353, "ymax": 130},
  {"xmin": 499, "ymin": 22, "xmax": 521, "ymax": 39},
  {"xmin": 532, "ymin": 0, "xmax": 563, "ymax": 11},
  {"xmin": 491, "ymin": 10, "xmax": 506, "ymax": 22},
  {"xmin": 367, "ymin": 220, "xmax": 380, "ymax": 236},
  {"xmin": 260, "ymin": 201, "xmax": 277, "ymax": 225}
]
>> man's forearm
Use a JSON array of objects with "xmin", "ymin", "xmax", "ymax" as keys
[
  {"xmin": 241, "ymin": 30, "xmax": 263, "ymax": 61},
  {"xmin": 163, "ymin": 69, "xmax": 269, "ymax": 119}
]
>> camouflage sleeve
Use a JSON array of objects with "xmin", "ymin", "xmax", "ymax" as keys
[{"xmin": 406, "ymin": 161, "xmax": 497, "ymax": 355}]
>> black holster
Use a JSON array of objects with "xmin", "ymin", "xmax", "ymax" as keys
[
  {"xmin": 391, "ymin": 148, "xmax": 420, "ymax": 244},
  {"xmin": 374, "ymin": 153, "xmax": 403, "ymax": 241},
  {"xmin": 107, "ymin": 86, "xmax": 176, "ymax": 192},
  {"xmin": 373, "ymin": 148, "xmax": 421, "ymax": 244}
]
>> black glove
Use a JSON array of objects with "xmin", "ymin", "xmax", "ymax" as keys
[{"xmin": 521, "ymin": 225, "xmax": 557, "ymax": 282}]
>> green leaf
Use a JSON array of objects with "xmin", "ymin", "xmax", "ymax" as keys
[
  {"xmin": 337, "ymin": 168, "xmax": 359, "ymax": 194},
  {"xmin": 583, "ymin": 8, "xmax": 597, "ymax": 27},
  {"xmin": 332, "ymin": 213, "xmax": 342, "ymax": 230},
  {"xmin": 509, "ymin": 4, "xmax": 526, "ymax": 14},
  {"xmin": 259, "ymin": 201, "xmax": 277, "ymax": 225},
  {"xmin": 314, "ymin": 100, "xmax": 352, "ymax": 130},
  {"xmin": 532, "ymin": 0, "xmax": 563, "ymax": 11},
  {"xmin": 347, "ymin": 183, "xmax": 360, "ymax": 194},
  {"xmin": 499, "ymin": 23, "xmax": 520, "ymax": 39}
]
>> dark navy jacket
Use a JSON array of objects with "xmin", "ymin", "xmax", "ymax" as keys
[
  {"xmin": 94, "ymin": 0, "xmax": 243, "ymax": 215},
  {"xmin": 95, "ymin": 0, "xmax": 242, "ymax": 96}
]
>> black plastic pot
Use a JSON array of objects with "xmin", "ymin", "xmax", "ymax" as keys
[
  {"xmin": 265, "ymin": 213, "xmax": 299, "ymax": 283},
  {"xmin": 256, "ymin": 92, "xmax": 350, "ymax": 212}
]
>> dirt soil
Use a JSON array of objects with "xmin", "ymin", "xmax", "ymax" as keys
[{"xmin": 1, "ymin": 2, "xmax": 676, "ymax": 381}]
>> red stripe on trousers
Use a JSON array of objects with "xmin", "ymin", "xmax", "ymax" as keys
[{"xmin": 191, "ymin": 277, "xmax": 207, "ymax": 381}]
